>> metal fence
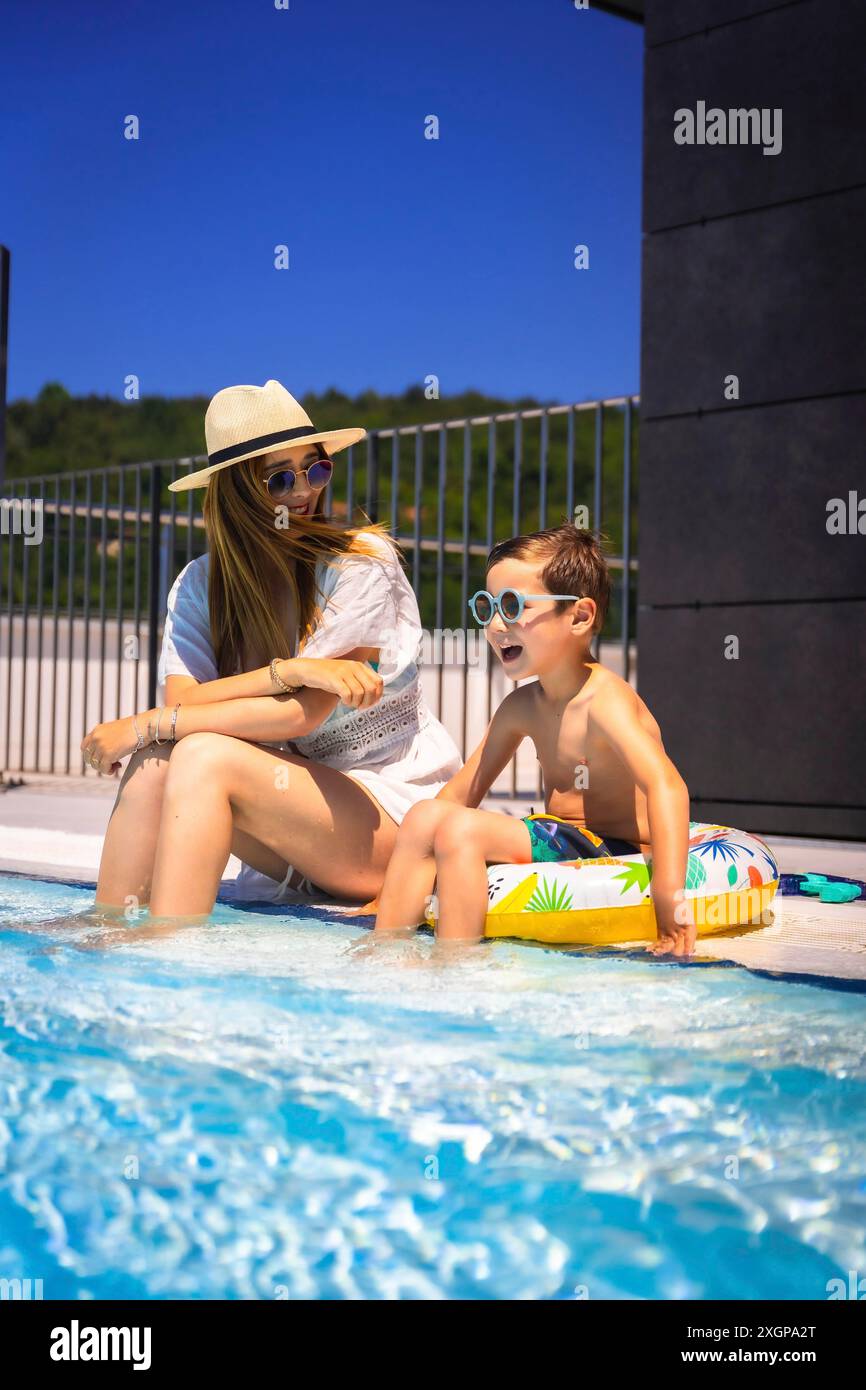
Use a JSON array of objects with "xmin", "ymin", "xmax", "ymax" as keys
[{"xmin": 0, "ymin": 397, "xmax": 638, "ymax": 797}]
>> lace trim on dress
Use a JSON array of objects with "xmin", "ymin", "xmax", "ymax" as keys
[{"xmin": 290, "ymin": 672, "xmax": 430, "ymax": 764}]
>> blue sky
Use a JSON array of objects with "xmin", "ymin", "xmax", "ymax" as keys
[{"xmin": 0, "ymin": 0, "xmax": 643, "ymax": 406}]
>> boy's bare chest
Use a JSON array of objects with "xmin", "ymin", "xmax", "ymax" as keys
[
  {"xmin": 530, "ymin": 702, "xmax": 597, "ymax": 788},
  {"xmin": 529, "ymin": 696, "xmax": 630, "ymax": 807}
]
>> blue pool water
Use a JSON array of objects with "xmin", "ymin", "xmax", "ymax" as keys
[{"xmin": 0, "ymin": 872, "xmax": 864, "ymax": 1301}]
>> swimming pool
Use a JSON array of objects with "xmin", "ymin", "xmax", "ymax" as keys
[{"xmin": 1, "ymin": 872, "xmax": 864, "ymax": 1301}]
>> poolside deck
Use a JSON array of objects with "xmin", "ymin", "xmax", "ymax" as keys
[{"xmin": 2, "ymin": 772, "xmax": 865, "ymax": 981}]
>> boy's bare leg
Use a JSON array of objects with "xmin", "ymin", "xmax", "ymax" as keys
[
  {"xmin": 432, "ymin": 808, "xmax": 533, "ymax": 942},
  {"xmin": 373, "ymin": 800, "xmax": 458, "ymax": 933}
]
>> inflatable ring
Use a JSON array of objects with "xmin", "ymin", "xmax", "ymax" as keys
[{"xmin": 423, "ymin": 822, "xmax": 780, "ymax": 945}]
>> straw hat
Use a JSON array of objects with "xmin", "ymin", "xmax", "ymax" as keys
[{"xmin": 167, "ymin": 379, "xmax": 367, "ymax": 493}]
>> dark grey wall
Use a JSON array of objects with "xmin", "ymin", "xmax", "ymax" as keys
[{"xmin": 637, "ymin": 0, "xmax": 866, "ymax": 839}]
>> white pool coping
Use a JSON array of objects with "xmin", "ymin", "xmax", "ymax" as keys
[{"xmin": 2, "ymin": 773, "xmax": 865, "ymax": 884}]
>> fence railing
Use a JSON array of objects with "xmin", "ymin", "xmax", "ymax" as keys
[{"xmin": 0, "ymin": 397, "xmax": 639, "ymax": 797}]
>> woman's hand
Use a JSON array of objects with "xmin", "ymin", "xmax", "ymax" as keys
[
  {"xmin": 80, "ymin": 709, "xmax": 158, "ymax": 775},
  {"xmin": 280, "ymin": 657, "xmax": 384, "ymax": 710}
]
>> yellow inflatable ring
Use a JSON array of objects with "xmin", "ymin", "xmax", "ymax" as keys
[{"xmin": 423, "ymin": 822, "xmax": 780, "ymax": 945}]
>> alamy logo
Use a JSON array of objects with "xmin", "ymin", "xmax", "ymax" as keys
[
  {"xmin": 826, "ymin": 491, "xmax": 866, "ymax": 535},
  {"xmin": 674, "ymin": 101, "xmax": 782, "ymax": 156},
  {"xmin": 49, "ymin": 1320, "xmax": 152, "ymax": 1371},
  {"xmin": 826, "ymin": 1270, "xmax": 865, "ymax": 1300},
  {"xmin": 0, "ymin": 1277, "xmax": 43, "ymax": 1299},
  {"xmin": 0, "ymin": 497, "xmax": 44, "ymax": 546}
]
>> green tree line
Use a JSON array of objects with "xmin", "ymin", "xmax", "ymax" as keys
[{"xmin": 3, "ymin": 383, "xmax": 638, "ymax": 637}]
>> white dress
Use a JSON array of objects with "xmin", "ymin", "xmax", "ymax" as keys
[{"xmin": 156, "ymin": 530, "xmax": 463, "ymax": 902}]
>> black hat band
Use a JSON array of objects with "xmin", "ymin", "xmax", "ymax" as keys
[{"xmin": 208, "ymin": 425, "xmax": 319, "ymax": 467}]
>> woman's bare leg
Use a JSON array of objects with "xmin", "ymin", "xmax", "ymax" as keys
[
  {"xmin": 95, "ymin": 744, "xmax": 297, "ymax": 911},
  {"xmin": 148, "ymin": 732, "xmax": 399, "ymax": 917},
  {"xmin": 95, "ymin": 745, "xmax": 174, "ymax": 909},
  {"xmin": 230, "ymin": 829, "xmax": 296, "ymax": 884}
]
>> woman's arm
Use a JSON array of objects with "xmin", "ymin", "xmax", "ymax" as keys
[
  {"xmin": 165, "ymin": 647, "xmax": 384, "ymax": 740},
  {"xmin": 83, "ymin": 686, "xmax": 341, "ymax": 775},
  {"xmin": 82, "ymin": 648, "xmax": 383, "ymax": 774},
  {"xmin": 165, "ymin": 649, "xmax": 382, "ymax": 709},
  {"xmin": 165, "ymin": 674, "xmax": 202, "ymax": 706},
  {"xmin": 163, "ymin": 656, "xmax": 333, "ymax": 707},
  {"xmin": 169, "ymin": 686, "xmax": 340, "ymax": 743}
]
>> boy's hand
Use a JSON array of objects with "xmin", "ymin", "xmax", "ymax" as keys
[{"xmin": 648, "ymin": 889, "xmax": 696, "ymax": 957}]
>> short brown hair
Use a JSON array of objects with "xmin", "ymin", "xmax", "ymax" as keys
[{"xmin": 487, "ymin": 521, "xmax": 611, "ymax": 634}]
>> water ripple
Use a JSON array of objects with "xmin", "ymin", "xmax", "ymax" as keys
[{"xmin": 0, "ymin": 875, "xmax": 864, "ymax": 1299}]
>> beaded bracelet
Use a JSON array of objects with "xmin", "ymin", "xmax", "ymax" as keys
[{"xmin": 270, "ymin": 657, "xmax": 300, "ymax": 696}]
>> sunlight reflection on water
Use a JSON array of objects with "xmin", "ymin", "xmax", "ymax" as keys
[{"xmin": 0, "ymin": 873, "xmax": 864, "ymax": 1300}]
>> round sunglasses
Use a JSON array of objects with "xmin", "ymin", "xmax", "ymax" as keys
[
  {"xmin": 468, "ymin": 588, "xmax": 583, "ymax": 625},
  {"xmin": 265, "ymin": 458, "xmax": 334, "ymax": 500}
]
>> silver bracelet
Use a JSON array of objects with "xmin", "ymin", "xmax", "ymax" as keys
[
  {"xmin": 270, "ymin": 657, "xmax": 300, "ymax": 696},
  {"xmin": 152, "ymin": 707, "xmax": 165, "ymax": 746},
  {"xmin": 132, "ymin": 715, "xmax": 147, "ymax": 752},
  {"xmin": 169, "ymin": 703, "xmax": 180, "ymax": 741}
]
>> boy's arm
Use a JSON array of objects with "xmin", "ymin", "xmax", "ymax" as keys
[
  {"xmin": 588, "ymin": 686, "xmax": 694, "ymax": 955},
  {"xmin": 436, "ymin": 687, "xmax": 530, "ymax": 808},
  {"xmin": 342, "ymin": 687, "xmax": 530, "ymax": 920}
]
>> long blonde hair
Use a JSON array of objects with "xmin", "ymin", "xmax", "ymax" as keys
[{"xmin": 202, "ymin": 444, "xmax": 397, "ymax": 677}]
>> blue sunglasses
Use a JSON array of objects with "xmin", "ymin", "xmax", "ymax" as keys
[
  {"xmin": 265, "ymin": 458, "xmax": 334, "ymax": 499},
  {"xmin": 468, "ymin": 588, "xmax": 583, "ymax": 626}
]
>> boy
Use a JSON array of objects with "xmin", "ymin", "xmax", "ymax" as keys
[{"xmin": 371, "ymin": 522, "xmax": 695, "ymax": 956}]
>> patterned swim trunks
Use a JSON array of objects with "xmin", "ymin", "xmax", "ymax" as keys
[{"xmin": 521, "ymin": 814, "xmax": 642, "ymax": 864}]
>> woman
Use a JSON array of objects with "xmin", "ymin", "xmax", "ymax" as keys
[{"xmin": 82, "ymin": 379, "xmax": 462, "ymax": 919}]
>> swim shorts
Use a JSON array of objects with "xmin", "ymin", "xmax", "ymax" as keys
[{"xmin": 521, "ymin": 814, "xmax": 642, "ymax": 864}]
